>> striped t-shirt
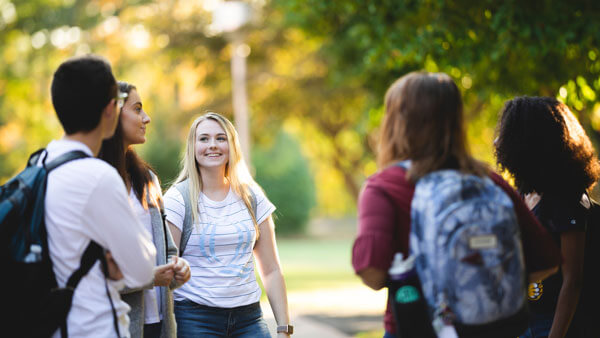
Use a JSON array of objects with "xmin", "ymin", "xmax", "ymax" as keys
[{"xmin": 163, "ymin": 185, "xmax": 275, "ymax": 308}]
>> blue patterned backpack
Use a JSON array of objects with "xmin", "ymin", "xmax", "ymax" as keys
[{"xmin": 398, "ymin": 161, "xmax": 528, "ymax": 332}]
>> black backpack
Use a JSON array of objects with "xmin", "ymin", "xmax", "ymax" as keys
[{"xmin": 0, "ymin": 149, "xmax": 120, "ymax": 337}]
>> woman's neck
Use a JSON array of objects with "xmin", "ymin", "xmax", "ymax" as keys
[{"xmin": 200, "ymin": 166, "xmax": 229, "ymax": 201}]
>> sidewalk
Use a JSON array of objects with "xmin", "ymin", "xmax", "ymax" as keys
[{"xmin": 261, "ymin": 285, "xmax": 387, "ymax": 337}]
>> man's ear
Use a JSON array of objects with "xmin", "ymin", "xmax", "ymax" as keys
[
  {"xmin": 100, "ymin": 99, "xmax": 119, "ymax": 138},
  {"xmin": 102, "ymin": 98, "xmax": 117, "ymax": 120}
]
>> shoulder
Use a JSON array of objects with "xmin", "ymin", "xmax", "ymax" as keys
[
  {"xmin": 540, "ymin": 193, "xmax": 590, "ymax": 232},
  {"xmin": 363, "ymin": 165, "xmax": 412, "ymax": 196},
  {"xmin": 487, "ymin": 171, "xmax": 518, "ymax": 196},
  {"xmin": 164, "ymin": 185, "xmax": 184, "ymax": 201}
]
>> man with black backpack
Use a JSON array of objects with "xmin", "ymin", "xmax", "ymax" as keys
[{"xmin": 4, "ymin": 55, "xmax": 156, "ymax": 337}]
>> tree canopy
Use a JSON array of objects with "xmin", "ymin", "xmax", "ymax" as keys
[{"xmin": 2, "ymin": 0, "xmax": 600, "ymax": 217}]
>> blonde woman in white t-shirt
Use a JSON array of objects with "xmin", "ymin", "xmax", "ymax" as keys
[
  {"xmin": 99, "ymin": 81, "xmax": 192, "ymax": 338},
  {"xmin": 164, "ymin": 112, "xmax": 292, "ymax": 338}
]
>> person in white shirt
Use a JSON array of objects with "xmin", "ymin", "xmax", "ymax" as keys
[
  {"xmin": 164, "ymin": 112, "xmax": 292, "ymax": 337},
  {"xmin": 45, "ymin": 55, "xmax": 156, "ymax": 337},
  {"xmin": 99, "ymin": 81, "xmax": 191, "ymax": 338}
]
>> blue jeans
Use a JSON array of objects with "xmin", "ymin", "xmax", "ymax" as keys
[
  {"xmin": 174, "ymin": 299, "xmax": 271, "ymax": 338},
  {"xmin": 519, "ymin": 312, "xmax": 553, "ymax": 338}
]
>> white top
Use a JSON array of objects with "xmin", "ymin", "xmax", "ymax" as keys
[
  {"xmin": 164, "ymin": 185, "xmax": 275, "ymax": 308},
  {"xmin": 45, "ymin": 139, "xmax": 156, "ymax": 338},
  {"xmin": 128, "ymin": 189, "xmax": 161, "ymax": 324}
]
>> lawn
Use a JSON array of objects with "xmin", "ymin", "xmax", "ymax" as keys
[
  {"xmin": 258, "ymin": 237, "xmax": 363, "ymax": 293},
  {"xmin": 277, "ymin": 237, "xmax": 363, "ymax": 291}
]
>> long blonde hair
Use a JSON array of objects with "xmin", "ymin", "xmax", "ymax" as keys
[{"xmin": 174, "ymin": 112, "xmax": 260, "ymax": 238}]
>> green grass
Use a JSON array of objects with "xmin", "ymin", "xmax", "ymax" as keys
[
  {"xmin": 277, "ymin": 238, "xmax": 362, "ymax": 291},
  {"xmin": 354, "ymin": 329, "xmax": 385, "ymax": 338},
  {"xmin": 258, "ymin": 237, "xmax": 363, "ymax": 294}
]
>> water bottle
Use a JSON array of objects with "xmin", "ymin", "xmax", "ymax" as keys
[
  {"xmin": 388, "ymin": 253, "xmax": 436, "ymax": 338},
  {"xmin": 23, "ymin": 244, "xmax": 42, "ymax": 263}
]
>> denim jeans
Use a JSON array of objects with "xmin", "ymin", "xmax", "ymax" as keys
[
  {"xmin": 519, "ymin": 312, "xmax": 553, "ymax": 338},
  {"xmin": 174, "ymin": 299, "xmax": 271, "ymax": 338},
  {"xmin": 383, "ymin": 331, "xmax": 397, "ymax": 338}
]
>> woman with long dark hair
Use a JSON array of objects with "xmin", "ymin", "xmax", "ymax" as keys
[
  {"xmin": 99, "ymin": 81, "xmax": 191, "ymax": 338},
  {"xmin": 353, "ymin": 72, "xmax": 560, "ymax": 338},
  {"xmin": 495, "ymin": 96, "xmax": 600, "ymax": 338}
]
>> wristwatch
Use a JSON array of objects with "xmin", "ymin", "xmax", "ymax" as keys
[{"xmin": 277, "ymin": 325, "xmax": 294, "ymax": 334}]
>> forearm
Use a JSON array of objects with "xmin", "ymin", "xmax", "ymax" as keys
[
  {"xmin": 120, "ymin": 279, "xmax": 155, "ymax": 294},
  {"xmin": 549, "ymin": 278, "xmax": 583, "ymax": 338},
  {"xmin": 528, "ymin": 266, "xmax": 559, "ymax": 283},
  {"xmin": 262, "ymin": 268, "xmax": 290, "ymax": 327}
]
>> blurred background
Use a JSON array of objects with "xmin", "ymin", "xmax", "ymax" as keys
[{"xmin": 2, "ymin": 0, "xmax": 600, "ymax": 336}]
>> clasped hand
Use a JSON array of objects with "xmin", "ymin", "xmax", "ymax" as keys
[
  {"xmin": 105, "ymin": 251, "xmax": 191, "ymax": 286},
  {"xmin": 154, "ymin": 256, "xmax": 191, "ymax": 286}
]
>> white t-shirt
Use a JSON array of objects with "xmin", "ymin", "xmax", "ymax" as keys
[
  {"xmin": 128, "ymin": 189, "xmax": 161, "ymax": 324},
  {"xmin": 44, "ymin": 139, "xmax": 156, "ymax": 338},
  {"xmin": 164, "ymin": 184, "xmax": 275, "ymax": 308}
]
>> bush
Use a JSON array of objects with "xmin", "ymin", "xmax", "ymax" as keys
[
  {"xmin": 252, "ymin": 131, "xmax": 316, "ymax": 235},
  {"xmin": 139, "ymin": 116, "xmax": 183, "ymax": 190}
]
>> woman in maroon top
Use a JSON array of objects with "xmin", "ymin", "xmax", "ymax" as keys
[{"xmin": 352, "ymin": 72, "xmax": 561, "ymax": 338}]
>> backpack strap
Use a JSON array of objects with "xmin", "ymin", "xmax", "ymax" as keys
[
  {"xmin": 27, "ymin": 148, "xmax": 47, "ymax": 167},
  {"xmin": 148, "ymin": 171, "xmax": 169, "ymax": 261},
  {"xmin": 249, "ymin": 188, "xmax": 258, "ymax": 224},
  {"xmin": 45, "ymin": 150, "xmax": 90, "ymax": 172},
  {"xmin": 60, "ymin": 241, "xmax": 121, "ymax": 338},
  {"xmin": 174, "ymin": 180, "xmax": 193, "ymax": 257}
]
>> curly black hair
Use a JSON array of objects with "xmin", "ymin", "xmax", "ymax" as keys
[{"xmin": 495, "ymin": 96, "xmax": 600, "ymax": 200}]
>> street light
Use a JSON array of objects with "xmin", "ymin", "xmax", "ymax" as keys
[{"xmin": 211, "ymin": 1, "xmax": 253, "ymax": 165}]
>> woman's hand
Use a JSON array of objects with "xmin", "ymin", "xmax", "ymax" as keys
[
  {"xmin": 172, "ymin": 256, "xmax": 191, "ymax": 284},
  {"xmin": 153, "ymin": 262, "xmax": 175, "ymax": 286},
  {"xmin": 524, "ymin": 192, "xmax": 542, "ymax": 210}
]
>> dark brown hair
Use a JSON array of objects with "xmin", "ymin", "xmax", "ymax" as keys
[
  {"xmin": 99, "ymin": 81, "xmax": 159, "ymax": 209},
  {"xmin": 495, "ymin": 96, "xmax": 600, "ymax": 200},
  {"xmin": 378, "ymin": 72, "xmax": 488, "ymax": 181}
]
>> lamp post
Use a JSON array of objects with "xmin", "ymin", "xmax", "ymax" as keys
[{"xmin": 212, "ymin": 1, "xmax": 252, "ymax": 165}]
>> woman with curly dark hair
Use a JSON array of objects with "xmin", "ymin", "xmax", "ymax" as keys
[{"xmin": 495, "ymin": 96, "xmax": 600, "ymax": 338}]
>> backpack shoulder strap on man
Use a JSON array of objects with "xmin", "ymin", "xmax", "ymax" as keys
[
  {"xmin": 49, "ymin": 240, "xmax": 120, "ymax": 338},
  {"xmin": 45, "ymin": 150, "xmax": 90, "ymax": 171},
  {"xmin": 174, "ymin": 180, "xmax": 193, "ymax": 256}
]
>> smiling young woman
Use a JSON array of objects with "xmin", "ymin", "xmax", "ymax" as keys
[{"xmin": 163, "ymin": 112, "xmax": 292, "ymax": 338}]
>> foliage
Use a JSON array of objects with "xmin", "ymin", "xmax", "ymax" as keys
[
  {"xmin": 273, "ymin": 0, "xmax": 600, "ymax": 193},
  {"xmin": 4, "ymin": 0, "xmax": 600, "ymax": 218},
  {"xmin": 276, "ymin": 0, "xmax": 600, "ymax": 99},
  {"xmin": 138, "ymin": 114, "xmax": 183, "ymax": 190},
  {"xmin": 0, "ymin": 0, "xmax": 359, "ymax": 217},
  {"xmin": 252, "ymin": 130, "xmax": 316, "ymax": 234}
]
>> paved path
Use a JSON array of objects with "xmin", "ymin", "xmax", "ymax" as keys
[{"xmin": 261, "ymin": 285, "xmax": 387, "ymax": 337}]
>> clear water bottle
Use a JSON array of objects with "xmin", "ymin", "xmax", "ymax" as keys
[
  {"xmin": 23, "ymin": 244, "xmax": 42, "ymax": 263},
  {"xmin": 388, "ymin": 253, "xmax": 436, "ymax": 338}
]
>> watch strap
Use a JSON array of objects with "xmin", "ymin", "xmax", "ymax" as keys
[{"xmin": 277, "ymin": 325, "xmax": 294, "ymax": 334}]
